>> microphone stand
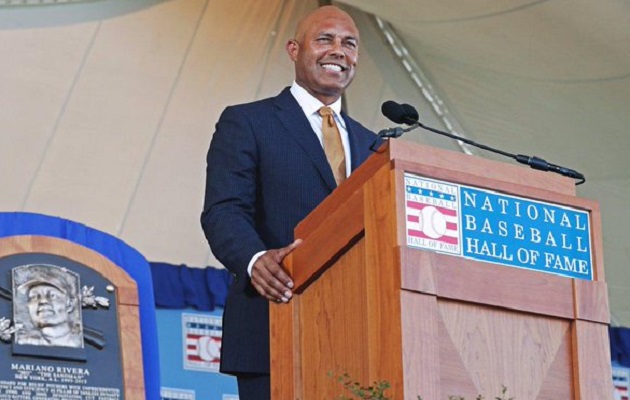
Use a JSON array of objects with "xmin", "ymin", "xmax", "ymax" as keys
[{"xmin": 379, "ymin": 121, "xmax": 585, "ymax": 185}]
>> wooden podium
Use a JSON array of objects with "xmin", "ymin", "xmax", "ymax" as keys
[{"xmin": 270, "ymin": 140, "xmax": 612, "ymax": 400}]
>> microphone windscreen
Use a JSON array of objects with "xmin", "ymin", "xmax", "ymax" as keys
[
  {"xmin": 401, "ymin": 103, "xmax": 419, "ymax": 123},
  {"xmin": 381, "ymin": 100, "xmax": 407, "ymax": 124}
]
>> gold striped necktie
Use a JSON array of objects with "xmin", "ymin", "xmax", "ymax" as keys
[{"xmin": 318, "ymin": 106, "xmax": 346, "ymax": 186}]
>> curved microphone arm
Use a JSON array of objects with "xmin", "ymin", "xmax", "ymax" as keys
[{"xmin": 378, "ymin": 118, "xmax": 585, "ymax": 185}]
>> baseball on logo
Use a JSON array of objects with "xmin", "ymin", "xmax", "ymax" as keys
[
  {"xmin": 198, "ymin": 336, "xmax": 221, "ymax": 361},
  {"xmin": 421, "ymin": 206, "xmax": 447, "ymax": 239}
]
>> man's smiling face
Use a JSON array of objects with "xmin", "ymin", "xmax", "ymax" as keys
[{"xmin": 287, "ymin": 7, "xmax": 359, "ymax": 105}]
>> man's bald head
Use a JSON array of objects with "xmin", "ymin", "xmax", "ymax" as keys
[
  {"xmin": 286, "ymin": 6, "xmax": 360, "ymax": 104},
  {"xmin": 294, "ymin": 6, "xmax": 359, "ymax": 43}
]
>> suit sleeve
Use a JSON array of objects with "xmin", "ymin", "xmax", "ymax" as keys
[{"xmin": 201, "ymin": 106, "xmax": 266, "ymax": 279}]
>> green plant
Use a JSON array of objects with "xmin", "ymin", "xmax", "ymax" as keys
[
  {"xmin": 494, "ymin": 385, "xmax": 515, "ymax": 400},
  {"xmin": 329, "ymin": 372, "xmax": 514, "ymax": 400},
  {"xmin": 329, "ymin": 371, "xmax": 392, "ymax": 400}
]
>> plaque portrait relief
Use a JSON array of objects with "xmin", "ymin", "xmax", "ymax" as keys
[
  {"xmin": 0, "ymin": 237, "xmax": 141, "ymax": 399},
  {"xmin": 12, "ymin": 264, "xmax": 83, "ymax": 349}
]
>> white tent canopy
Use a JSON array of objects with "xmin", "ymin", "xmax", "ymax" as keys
[{"xmin": 1, "ymin": 0, "xmax": 628, "ymax": 324}]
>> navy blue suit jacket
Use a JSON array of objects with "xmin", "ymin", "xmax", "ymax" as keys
[{"xmin": 201, "ymin": 87, "xmax": 381, "ymax": 374}]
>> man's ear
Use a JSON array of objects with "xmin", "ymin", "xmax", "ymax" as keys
[
  {"xmin": 286, "ymin": 39, "xmax": 299, "ymax": 62},
  {"xmin": 66, "ymin": 298, "xmax": 75, "ymax": 314}
]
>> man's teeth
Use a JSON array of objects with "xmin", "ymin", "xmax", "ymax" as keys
[{"xmin": 322, "ymin": 64, "xmax": 342, "ymax": 72}]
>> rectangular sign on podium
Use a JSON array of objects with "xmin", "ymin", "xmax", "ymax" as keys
[{"xmin": 404, "ymin": 173, "xmax": 593, "ymax": 280}]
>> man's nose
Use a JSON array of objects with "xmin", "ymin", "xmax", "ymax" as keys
[{"xmin": 329, "ymin": 39, "xmax": 345, "ymax": 57}]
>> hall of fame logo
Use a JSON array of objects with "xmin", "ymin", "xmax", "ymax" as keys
[
  {"xmin": 405, "ymin": 175, "xmax": 460, "ymax": 255},
  {"xmin": 613, "ymin": 366, "xmax": 630, "ymax": 400},
  {"xmin": 182, "ymin": 314, "xmax": 222, "ymax": 373},
  {"xmin": 404, "ymin": 173, "xmax": 593, "ymax": 281}
]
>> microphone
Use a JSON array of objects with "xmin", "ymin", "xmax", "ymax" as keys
[
  {"xmin": 401, "ymin": 103, "xmax": 419, "ymax": 124},
  {"xmin": 381, "ymin": 100, "xmax": 418, "ymax": 125},
  {"xmin": 379, "ymin": 100, "xmax": 585, "ymax": 185},
  {"xmin": 378, "ymin": 101, "xmax": 421, "ymax": 138}
]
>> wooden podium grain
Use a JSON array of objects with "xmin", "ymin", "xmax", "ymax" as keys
[{"xmin": 270, "ymin": 140, "xmax": 611, "ymax": 400}]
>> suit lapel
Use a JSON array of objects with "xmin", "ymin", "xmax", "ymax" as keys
[
  {"xmin": 343, "ymin": 111, "xmax": 377, "ymax": 173},
  {"xmin": 274, "ymin": 88, "xmax": 337, "ymax": 191},
  {"xmin": 343, "ymin": 112, "xmax": 361, "ymax": 172}
]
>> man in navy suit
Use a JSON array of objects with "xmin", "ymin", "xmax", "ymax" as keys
[{"xmin": 201, "ymin": 5, "xmax": 381, "ymax": 399}]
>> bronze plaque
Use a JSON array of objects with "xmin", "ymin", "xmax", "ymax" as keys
[{"xmin": 1, "ymin": 252, "xmax": 124, "ymax": 399}]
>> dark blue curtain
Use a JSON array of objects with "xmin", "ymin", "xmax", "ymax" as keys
[
  {"xmin": 150, "ymin": 262, "xmax": 231, "ymax": 310},
  {"xmin": 611, "ymin": 326, "xmax": 630, "ymax": 368},
  {"xmin": 0, "ymin": 212, "xmax": 160, "ymax": 400}
]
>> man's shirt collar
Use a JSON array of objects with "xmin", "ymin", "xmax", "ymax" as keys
[{"xmin": 290, "ymin": 81, "xmax": 343, "ymax": 120}]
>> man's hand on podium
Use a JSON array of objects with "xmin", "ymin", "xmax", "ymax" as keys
[{"xmin": 250, "ymin": 239, "xmax": 302, "ymax": 303}]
